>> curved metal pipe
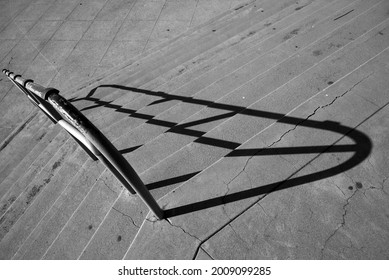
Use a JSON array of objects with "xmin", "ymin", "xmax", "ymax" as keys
[
  {"xmin": 2, "ymin": 68, "xmax": 164, "ymax": 219},
  {"xmin": 57, "ymin": 120, "xmax": 101, "ymax": 157}
]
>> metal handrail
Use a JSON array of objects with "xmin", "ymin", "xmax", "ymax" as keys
[{"xmin": 2, "ymin": 69, "xmax": 164, "ymax": 219}]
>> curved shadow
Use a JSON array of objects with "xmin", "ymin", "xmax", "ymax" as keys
[
  {"xmin": 163, "ymin": 115, "xmax": 375, "ymax": 218},
  {"xmin": 71, "ymin": 84, "xmax": 377, "ymax": 218}
]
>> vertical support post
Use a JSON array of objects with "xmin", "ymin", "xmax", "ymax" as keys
[
  {"xmin": 2, "ymin": 69, "xmax": 164, "ymax": 220},
  {"xmin": 46, "ymin": 92, "xmax": 164, "ymax": 219}
]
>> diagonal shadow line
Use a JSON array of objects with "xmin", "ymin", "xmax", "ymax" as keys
[
  {"xmin": 70, "ymin": 84, "xmax": 280, "ymax": 121},
  {"xmin": 172, "ymin": 111, "xmax": 237, "ymax": 129},
  {"xmin": 68, "ymin": 85, "xmax": 284, "ymax": 149},
  {"xmin": 146, "ymin": 171, "xmax": 201, "ymax": 191},
  {"xmin": 148, "ymin": 97, "xmax": 174, "ymax": 106},
  {"xmin": 71, "ymin": 85, "xmax": 287, "ymax": 139},
  {"xmin": 74, "ymin": 95, "xmax": 243, "ymax": 150},
  {"xmin": 118, "ymin": 145, "xmax": 143, "ymax": 155},
  {"xmin": 144, "ymin": 143, "xmax": 359, "ymax": 192},
  {"xmin": 162, "ymin": 111, "xmax": 375, "ymax": 218},
  {"xmin": 226, "ymin": 144, "xmax": 358, "ymax": 157}
]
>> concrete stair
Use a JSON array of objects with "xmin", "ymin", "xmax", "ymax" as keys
[{"xmin": 0, "ymin": 0, "xmax": 388, "ymax": 259}]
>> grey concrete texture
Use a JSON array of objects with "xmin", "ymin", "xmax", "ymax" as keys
[
  {"xmin": 75, "ymin": 0, "xmax": 388, "ymax": 260},
  {"xmin": 32, "ymin": 1, "xmax": 277, "ymax": 260},
  {"xmin": 0, "ymin": 0, "xmax": 388, "ymax": 261},
  {"xmin": 0, "ymin": 0, "xmax": 247, "ymax": 212},
  {"xmin": 124, "ymin": 3, "xmax": 389, "ymax": 258},
  {"xmin": 127, "ymin": 46, "xmax": 389, "ymax": 259},
  {"xmin": 0, "ymin": 0, "xmax": 252, "ymax": 192},
  {"xmin": 0, "ymin": 0, "xmax": 242, "ymax": 144},
  {"xmin": 0, "ymin": 0, "xmax": 358, "ymax": 258},
  {"xmin": 38, "ymin": 0, "xmax": 320, "ymax": 260},
  {"xmin": 0, "ymin": 0, "xmax": 255, "ymax": 258},
  {"xmin": 0, "ymin": 0, "xmax": 278, "ymax": 258}
]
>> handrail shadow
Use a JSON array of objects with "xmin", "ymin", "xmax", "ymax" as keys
[
  {"xmin": 164, "ymin": 116, "xmax": 374, "ymax": 218},
  {"xmin": 72, "ymin": 84, "xmax": 376, "ymax": 218}
]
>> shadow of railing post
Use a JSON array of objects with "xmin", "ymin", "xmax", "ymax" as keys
[{"xmin": 2, "ymin": 69, "xmax": 164, "ymax": 220}]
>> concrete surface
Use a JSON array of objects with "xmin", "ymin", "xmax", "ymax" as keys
[
  {"xmin": 0, "ymin": 0, "xmax": 242, "ymax": 144},
  {"xmin": 0, "ymin": 0, "xmax": 388, "ymax": 260}
]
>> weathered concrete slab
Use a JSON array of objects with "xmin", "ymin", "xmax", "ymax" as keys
[
  {"xmin": 0, "ymin": 113, "xmax": 46, "ymax": 186},
  {"xmin": 9, "ymin": 0, "xmax": 270, "ymax": 260},
  {"xmin": 52, "ymin": 21, "xmax": 92, "ymax": 41},
  {"xmin": 2, "ymin": 0, "xmax": 388, "ymax": 262},
  {"xmin": 71, "ymin": 0, "xmax": 375, "ymax": 259},
  {"xmin": 201, "ymin": 88, "xmax": 389, "ymax": 259},
  {"xmin": 123, "ymin": 21, "xmax": 389, "ymax": 260},
  {"xmin": 0, "ymin": 144, "xmax": 89, "ymax": 259},
  {"xmin": 67, "ymin": 0, "xmax": 107, "ymax": 21},
  {"xmin": 13, "ymin": 159, "xmax": 106, "ymax": 260}
]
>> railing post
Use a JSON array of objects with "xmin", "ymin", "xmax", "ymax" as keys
[
  {"xmin": 3, "ymin": 69, "xmax": 164, "ymax": 219},
  {"xmin": 3, "ymin": 69, "xmax": 99, "ymax": 161},
  {"xmin": 45, "ymin": 92, "xmax": 164, "ymax": 219},
  {"xmin": 47, "ymin": 93, "xmax": 163, "ymax": 219}
]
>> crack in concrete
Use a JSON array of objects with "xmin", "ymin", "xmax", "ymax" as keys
[
  {"xmin": 308, "ymin": 207, "xmax": 314, "ymax": 221},
  {"xmin": 365, "ymin": 158, "xmax": 389, "ymax": 196},
  {"xmin": 98, "ymin": 176, "xmax": 116, "ymax": 194},
  {"xmin": 112, "ymin": 207, "xmax": 140, "ymax": 229},
  {"xmin": 195, "ymin": 74, "xmax": 375, "ymax": 259},
  {"xmin": 145, "ymin": 217, "xmax": 159, "ymax": 230},
  {"xmin": 166, "ymin": 218, "xmax": 202, "ymax": 243},
  {"xmin": 320, "ymin": 186, "xmax": 359, "ymax": 259},
  {"xmin": 220, "ymin": 75, "xmax": 373, "ymax": 206},
  {"xmin": 362, "ymin": 180, "xmax": 389, "ymax": 198},
  {"xmin": 257, "ymin": 202, "xmax": 272, "ymax": 219},
  {"xmin": 382, "ymin": 177, "xmax": 389, "ymax": 196}
]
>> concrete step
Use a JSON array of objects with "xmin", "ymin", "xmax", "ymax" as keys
[
  {"xmin": 0, "ymin": 121, "xmax": 61, "ymax": 199},
  {"xmin": 85, "ymin": 5, "xmax": 389, "ymax": 259},
  {"xmin": 0, "ymin": 117, "xmax": 52, "ymax": 199},
  {"xmin": 12, "ymin": 157, "xmax": 106, "ymax": 260},
  {"xmin": 2, "ymin": 0, "xmax": 387, "ymax": 260},
  {"xmin": 17, "ymin": 0, "xmax": 387, "ymax": 260},
  {"xmin": 70, "ymin": 0, "xmax": 309, "ymax": 118},
  {"xmin": 66, "ymin": 0, "xmax": 347, "ymax": 163},
  {"xmin": 104, "ymin": 0, "xmax": 361, "ymax": 159},
  {"xmin": 63, "ymin": 0, "xmax": 265, "ymax": 100},
  {"xmin": 0, "ymin": 0, "xmax": 262, "ymax": 186},
  {"xmin": 83, "ymin": 0, "xmax": 374, "ymax": 195},
  {"xmin": 0, "ymin": 0, "xmax": 276, "ymax": 203},
  {"xmin": 0, "ymin": 0, "xmax": 271, "ymax": 258},
  {"xmin": 0, "ymin": 145, "xmax": 94, "ymax": 258},
  {"xmin": 0, "ymin": 128, "xmax": 68, "ymax": 219},
  {"xmin": 0, "ymin": 138, "xmax": 80, "ymax": 243},
  {"xmin": 5, "ymin": 0, "xmax": 331, "ymax": 259},
  {"xmin": 125, "ymin": 32, "xmax": 389, "ymax": 260},
  {"xmin": 79, "ymin": 0, "xmax": 335, "ymax": 131},
  {"xmin": 0, "ymin": 112, "xmax": 44, "ymax": 185},
  {"xmin": 0, "ymin": 1, "xmax": 255, "ymax": 159},
  {"xmin": 3, "ymin": 0, "xmax": 302, "ymax": 210}
]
